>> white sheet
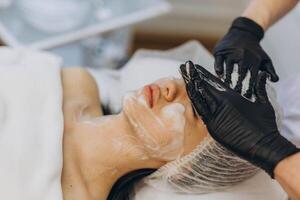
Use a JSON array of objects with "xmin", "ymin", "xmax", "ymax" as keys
[{"xmin": 0, "ymin": 48, "xmax": 63, "ymax": 200}]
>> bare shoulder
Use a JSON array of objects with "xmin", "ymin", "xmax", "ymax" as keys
[
  {"xmin": 62, "ymin": 67, "xmax": 103, "ymax": 127},
  {"xmin": 62, "ymin": 67, "xmax": 95, "ymax": 84}
]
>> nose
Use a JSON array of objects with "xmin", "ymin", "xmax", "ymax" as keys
[{"xmin": 158, "ymin": 78, "xmax": 178, "ymax": 102}]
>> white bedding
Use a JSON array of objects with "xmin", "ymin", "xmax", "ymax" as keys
[{"xmin": 0, "ymin": 48, "xmax": 63, "ymax": 200}]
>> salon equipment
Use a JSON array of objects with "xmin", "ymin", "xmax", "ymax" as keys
[
  {"xmin": 213, "ymin": 17, "xmax": 278, "ymax": 98},
  {"xmin": 0, "ymin": 0, "xmax": 170, "ymax": 66},
  {"xmin": 17, "ymin": 0, "xmax": 92, "ymax": 33},
  {"xmin": 0, "ymin": 0, "xmax": 169, "ymax": 49},
  {"xmin": 47, "ymin": 27, "xmax": 132, "ymax": 67},
  {"xmin": 0, "ymin": 0, "xmax": 11, "ymax": 8},
  {"xmin": 80, "ymin": 28, "xmax": 132, "ymax": 69}
]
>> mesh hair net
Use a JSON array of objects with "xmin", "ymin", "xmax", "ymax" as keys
[
  {"xmin": 143, "ymin": 68, "xmax": 282, "ymax": 194},
  {"xmin": 144, "ymin": 136, "xmax": 259, "ymax": 193}
]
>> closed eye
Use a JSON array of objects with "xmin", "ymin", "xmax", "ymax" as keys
[{"xmin": 191, "ymin": 104, "xmax": 197, "ymax": 117}]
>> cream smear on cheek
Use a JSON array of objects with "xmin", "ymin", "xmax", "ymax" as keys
[
  {"xmin": 123, "ymin": 91, "xmax": 186, "ymax": 161},
  {"xmin": 160, "ymin": 103, "xmax": 186, "ymax": 133}
]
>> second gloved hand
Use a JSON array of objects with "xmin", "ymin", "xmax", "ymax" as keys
[
  {"xmin": 180, "ymin": 61, "xmax": 299, "ymax": 178},
  {"xmin": 213, "ymin": 17, "xmax": 279, "ymax": 98}
]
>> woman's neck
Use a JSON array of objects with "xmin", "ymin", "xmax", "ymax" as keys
[{"xmin": 62, "ymin": 113, "xmax": 165, "ymax": 200}]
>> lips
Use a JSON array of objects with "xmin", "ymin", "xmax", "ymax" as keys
[
  {"xmin": 143, "ymin": 84, "xmax": 160, "ymax": 108},
  {"xmin": 143, "ymin": 85, "xmax": 153, "ymax": 107}
]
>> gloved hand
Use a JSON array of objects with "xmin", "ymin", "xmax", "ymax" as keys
[
  {"xmin": 213, "ymin": 17, "xmax": 279, "ymax": 98},
  {"xmin": 180, "ymin": 61, "xmax": 299, "ymax": 178}
]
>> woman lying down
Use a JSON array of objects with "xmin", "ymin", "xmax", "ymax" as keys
[
  {"xmin": 63, "ymin": 63, "xmax": 283, "ymax": 200},
  {"xmin": 0, "ymin": 48, "xmax": 281, "ymax": 200}
]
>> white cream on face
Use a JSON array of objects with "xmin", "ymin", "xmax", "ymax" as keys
[
  {"xmin": 160, "ymin": 103, "xmax": 186, "ymax": 133},
  {"xmin": 123, "ymin": 88, "xmax": 186, "ymax": 161}
]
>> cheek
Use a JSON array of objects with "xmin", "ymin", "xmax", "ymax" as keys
[
  {"xmin": 159, "ymin": 103, "xmax": 186, "ymax": 133},
  {"xmin": 123, "ymin": 92, "xmax": 160, "ymax": 131},
  {"xmin": 124, "ymin": 95, "xmax": 187, "ymax": 161},
  {"xmin": 183, "ymin": 118, "xmax": 209, "ymax": 155}
]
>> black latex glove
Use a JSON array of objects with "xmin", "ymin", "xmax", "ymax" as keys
[
  {"xmin": 213, "ymin": 17, "xmax": 279, "ymax": 98},
  {"xmin": 180, "ymin": 61, "xmax": 299, "ymax": 178}
]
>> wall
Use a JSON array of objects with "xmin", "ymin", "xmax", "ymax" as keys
[{"xmin": 135, "ymin": 0, "xmax": 249, "ymax": 38}]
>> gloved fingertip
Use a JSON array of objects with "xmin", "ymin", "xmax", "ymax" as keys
[
  {"xmin": 270, "ymin": 74, "xmax": 279, "ymax": 82},
  {"xmin": 214, "ymin": 55, "xmax": 224, "ymax": 76},
  {"xmin": 180, "ymin": 64, "xmax": 189, "ymax": 82},
  {"xmin": 244, "ymin": 89, "xmax": 252, "ymax": 99},
  {"xmin": 185, "ymin": 61, "xmax": 199, "ymax": 80},
  {"xmin": 179, "ymin": 64, "xmax": 186, "ymax": 72},
  {"xmin": 265, "ymin": 62, "xmax": 279, "ymax": 82},
  {"xmin": 185, "ymin": 60, "xmax": 195, "ymax": 68}
]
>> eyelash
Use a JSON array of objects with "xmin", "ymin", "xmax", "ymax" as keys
[{"xmin": 191, "ymin": 105, "xmax": 197, "ymax": 117}]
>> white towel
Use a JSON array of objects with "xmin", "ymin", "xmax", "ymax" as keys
[{"xmin": 0, "ymin": 48, "xmax": 63, "ymax": 200}]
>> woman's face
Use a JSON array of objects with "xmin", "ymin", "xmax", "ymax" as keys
[{"xmin": 123, "ymin": 78, "xmax": 208, "ymax": 161}]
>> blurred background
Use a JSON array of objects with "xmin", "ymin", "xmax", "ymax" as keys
[
  {"xmin": 0, "ymin": 0, "xmax": 249, "ymax": 68},
  {"xmin": 0, "ymin": 0, "xmax": 298, "ymax": 71},
  {"xmin": 133, "ymin": 0, "xmax": 248, "ymax": 52}
]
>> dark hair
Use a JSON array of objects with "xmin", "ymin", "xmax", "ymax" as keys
[{"xmin": 108, "ymin": 169, "xmax": 156, "ymax": 200}]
